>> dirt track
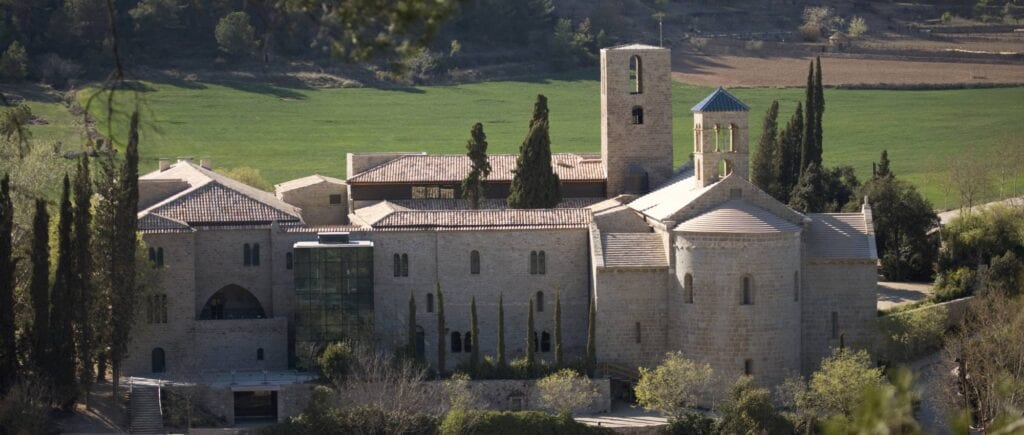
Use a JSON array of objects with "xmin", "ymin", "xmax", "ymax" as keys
[{"xmin": 672, "ymin": 54, "xmax": 1024, "ymax": 87}]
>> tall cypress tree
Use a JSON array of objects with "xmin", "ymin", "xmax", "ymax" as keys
[
  {"xmin": 526, "ymin": 297, "xmax": 535, "ymax": 368},
  {"xmin": 435, "ymin": 281, "xmax": 445, "ymax": 375},
  {"xmin": 814, "ymin": 56, "xmax": 825, "ymax": 162},
  {"xmin": 110, "ymin": 111, "xmax": 140, "ymax": 395},
  {"xmin": 497, "ymin": 292, "xmax": 506, "ymax": 367},
  {"xmin": 461, "ymin": 123, "xmax": 491, "ymax": 209},
  {"xmin": 29, "ymin": 199, "xmax": 50, "ymax": 373},
  {"xmin": 800, "ymin": 61, "xmax": 818, "ymax": 174},
  {"xmin": 469, "ymin": 296, "xmax": 479, "ymax": 368},
  {"xmin": 51, "ymin": 175, "xmax": 78, "ymax": 409},
  {"xmin": 508, "ymin": 95, "xmax": 561, "ymax": 208},
  {"xmin": 876, "ymin": 150, "xmax": 892, "ymax": 179},
  {"xmin": 72, "ymin": 155, "xmax": 95, "ymax": 405},
  {"xmin": 585, "ymin": 297, "xmax": 596, "ymax": 376},
  {"xmin": 0, "ymin": 174, "xmax": 16, "ymax": 395},
  {"xmin": 775, "ymin": 103, "xmax": 805, "ymax": 203},
  {"xmin": 554, "ymin": 288, "xmax": 562, "ymax": 367},
  {"xmin": 751, "ymin": 101, "xmax": 780, "ymax": 196},
  {"xmin": 789, "ymin": 163, "xmax": 828, "ymax": 213},
  {"xmin": 407, "ymin": 290, "xmax": 417, "ymax": 361}
]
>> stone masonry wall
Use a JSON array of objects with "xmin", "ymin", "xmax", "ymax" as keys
[
  {"xmin": 801, "ymin": 260, "xmax": 877, "ymax": 374},
  {"xmin": 277, "ymin": 181, "xmax": 348, "ymax": 226},
  {"xmin": 593, "ymin": 268, "xmax": 670, "ymax": 369}
]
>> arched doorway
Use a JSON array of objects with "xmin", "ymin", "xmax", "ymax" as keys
[
  {"xmin": 200, "ymin": 285, "xmax": 266, "ymax": 320},
  {"xmin": 152, "ymin": 348, "xmax": 166, "ymax": 373}
]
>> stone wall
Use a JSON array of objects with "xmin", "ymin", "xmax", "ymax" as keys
[
  {"xmin": 187, "ymin": 317, "xmax": 288, "ymax": 372},
  {"xmin": 593, "ymin": 268, "xmax": 669, "ymax": 369},
  {"xmin": 277, "ymin": 180, "xmax": 348, "ymax": 225},
  {"xmin": 801, "ymin": 260, "xmax": 877, "ymax": 374},
  {"xmin": 693, "ymin": 111, "xmax": 749, "ymax": 187},
  {"xmin": 199, "ymin": 383, "xmax": 315, "ymax": 425},
  {"xmin": 601, "ymin": 46, "xmax": 673, "ymax": 196}
]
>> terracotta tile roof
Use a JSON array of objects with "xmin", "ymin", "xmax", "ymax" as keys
[
  {"xmin": 138, "ymin": 213, "xmax": 193, "ymax": 234},
  {"xmin": 347, "ymin": 153, "xmax": 605, "ymax": 184},
  {"xmin": 388, "ymin": 197, "xmax": 605, "ymax": 210},
  {"xmin": 601, "ymin": 233, "xmax": 668, "ymax": 268},
  {"xmin": 628, "ymin": 165, "xmax": 716, "ymax": 221},
  {"xmin": 274, "ymin": 174, "xmax": 346, "ymax": 193},
  {"xmin": 362, "ymin": 208, "xmax": 592, "ymax": 230},
  {"xmin": 806, "ymin": 213, "xmax": 876, "ymax": 259},
  {"xmin": 674, "ymin": 200, "xmax": 800, "ymax": 234}
]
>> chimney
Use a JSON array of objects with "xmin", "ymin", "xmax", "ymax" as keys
[
  {"xmin": 158, "ymin": 159, "xmax": 171, "ymax": 172},
  {"xmin": 200, "ymin": 159, "xmax": 212, "ymax": 170}
]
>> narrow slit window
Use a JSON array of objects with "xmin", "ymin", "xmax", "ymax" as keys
[
  {"xmin": 156, "ymin": 247, "xmax": 164, "ymax": 267},
  {"xmin": 744, "ymin": 359, "xmax": 753, "ymax": 375},
  {"xmin": 541, "ymin": 331, "xmax": 551, "ymax": 352},
  {"xmin": 286, "ymin": 252, "xmax": 293, "ymax": 270},
  {"xmin": 536, "ymin": 291, "xmax": 544, "ymax": 312},
  {"xmin": 451, "ymin": 332, "xmax": 462, "ymax": 353},
  {"xmin": 635, "ymin": 322, "xmax": 642, "ymax": 343},
  {"xmin": 252, "ymin": 243, "xmax": 260, "ymax": 266},
  {"xmin": 470, "ymin": 250, "xmax": 480, "ymax": 275},
  {"xmin": 394, "ymin": 254, "xmax": 401, "ymax": 277},
  {"xmin": 742, "ymin": 276, "xmax": 753, "ymax": 305},
  {"xmin": 684, "ymin": 273, "xmax": 694, "ymax": 304},
  {"xmin": 426, "ymin": 293, "xmax": 434, "ymax": 313},
  {"xmin": 401, "ymin": 254, "xmax": 409, "ymax": 277},
  {"xmin": 538, "ymin": 251, "xmax": 546, "ymax": 275},
  {"xmin": 530, "ymin": 251, "xmax": 538, "ymax": 275}
]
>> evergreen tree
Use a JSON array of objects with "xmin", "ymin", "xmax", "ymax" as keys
[
  {"xmin": 72, "ymin": 155, "xmax": 96, "ymax": 405},
  {"xmin": 774, "ymin": 103, "xmax": 804, "ymax": 203},
  {"xmin": 407, "ymin": 290, "xmax": 417, "ymax": 361},
  {"xmin": 751, "ymin": 101, "xmax": 780, "ymax": 196},
  {"xmin": 789, "ymin": 163, "xmax": 829, "ymax": 213},
  {"xmin": 508, "ymin": 95, "xmax": 561, "ymax": 208},
  {"xmin": 554, "ymin": 288, "xmax": 563, "ymax": 367},
  {"xmin": 815, "ymin": 56, "xmax": 825, "ymax": 159},
  {"xmin": 497, "ymin": 293, "xmax": 506, "ymax": 367},
  {"xmin": 435, "ymin": 281, "xmax": 445, "ymax": 375},
  {"xmin": 876, "ymin": 150, "xmax": 892, "ymax": 179},
  {"xmin": 0, "ymin": 175, "xmax": 16, "ymax": 395},
  {"xmin": 800, "ymin": 61, "xmax": 820, "ymax": 174},
  {"xmin": 585, "ymin": 297, "xmax": 596, "ymax": 376},
  {"xmin": 461, "ymin": 123, "xmax": 491, "ymax": 209},
  {"xmin": 30, "ymin": 199, "xmax": 50, "ymax": 372},
  {"xmin": 110, "ymin": 111, "xmax": 141, "ymax": 395},
  {"xmin": 51, "ymin": 175, "xmax": 78, "ymax": 409},
  {"xmin": 470, "ymin": 296, "xmax": 479, "ymax": 368},
  {"xmin": 526, "ymin": 297, "xmax": 536, "ymax": 368}
]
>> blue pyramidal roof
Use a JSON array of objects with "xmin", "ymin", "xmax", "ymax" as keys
[{"xmin": 691, "ymin": 87, "xmax": 750, "ymax": 113}]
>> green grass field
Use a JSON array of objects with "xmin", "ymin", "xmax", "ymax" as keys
[{"xmin": 34, "ymin": 76, "xmax": 1024, "ymax": 210}]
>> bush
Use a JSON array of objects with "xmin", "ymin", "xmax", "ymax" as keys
[
  {"xmin": 934, "ymin": 266, "xmax": 975, "ymax": 302},
  {"xmin": 0, "ymin": 41, "xmax": 28, "ymax": 82},
  {"xmin": 536, "ymin": 368, "xmax": 598, "ymax": 416},
  {"xmin": 215, "ymin": 11, "xmax": 258, "ymax": 59},
  {"xmin": 665, "ymin": 412, "xmax": 715, "ymax": 435},
  {"xmin": 262, "ymin": 386, "xmax": 439, "ymax": 435},
  {"xmin": 716, "ymin": 376, "xmax": 792, "ymax": 435},
  {"xmin": 37, "ymin": 53, "xmax": 82, "ymax": 88},
  {"xmin": 439, "ymin": 409, "xmax": 611, "ymax": 435},
  {"xmin": 634, "ymin": 352, "xmax": 714, "ymax": 420},
  {"xmin": 847, "ymin": 16, "xmax": 868, "ymax": 37},
  {"xmin": 941, "ymin": 11, "xmax": 954, "ymax": 23},
  {"xmin": 319, "ymin": 341, "xmax": 354, "ymax": 385},
  {"xmin": 877, "ymin": 304, "xmax": 947, "ymax": 363},
  {"xmin": 0, "ymin": 380, "xmax": 52, "ymax": 434}
]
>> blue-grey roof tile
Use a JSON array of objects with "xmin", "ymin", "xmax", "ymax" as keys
[{"xmin": 691, "ymin": 87, "xmax": 750, "ymax": 112}]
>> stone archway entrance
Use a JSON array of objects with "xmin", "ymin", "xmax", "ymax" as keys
[{"xmin": 199, "ymin": 284, "xmax": 266, "ymax": 320}]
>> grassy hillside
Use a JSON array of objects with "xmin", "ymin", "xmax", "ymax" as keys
[{"xmin": 63, "ymin": 77, "xmax": 1024, "ymax": 210}]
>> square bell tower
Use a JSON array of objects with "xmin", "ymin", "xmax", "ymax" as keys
[{"xmin": 601, "ymin": 44, "xmax": 673, "ymax": 196}]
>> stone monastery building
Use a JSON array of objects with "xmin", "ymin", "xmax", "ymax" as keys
[{"xmin": 130, "ymin": 44, "xmax": 877, "ymax": 402}]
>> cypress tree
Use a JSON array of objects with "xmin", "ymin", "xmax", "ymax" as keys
[
  {"xmin": 789, "ymin": 163, "xmax": 828, "ymax": 213},
  {"xmin": 0, "ymin": 174, "xmax": 16, "ymax": 395},
  {"xmin": 29, "ymin": 199, "xmax": 50, "ymax": 373},
  {"xmin": 407, "ymin": 290, "xmax": 417, "ymax": 361},
  {"xmin": 435, "ymin": 281, "xmax": 445, "ymax": 375},
  {"xmin": 585, "ymin": 297, "xmax": 596, "ymax": 376},
  {"xmin": 876, "ymin": 150, "xmax": 892, "ymax": 179},
  {"xmin": 526, "ymin": 297, "xmax": 535, "ymax": 368},
  {"xmin": 775, "ymin": 103, "xmax": 804, "ymax": 203},
  {"xmin": 554, "ymin": 288, "xmax": 562, "ymax": 367},
  {"xmin": 815, "ymin": 56, "xmax": 825, "ymax": 161},
  {"xmin": 800, "ymin": 61, "xmax": 819, "ymax": 174},
  {"xmin": 110, "ymin": 111, "xmax": 140, "ymax": 395},
  {"xmin": 72, "ymin": 155, "xmax": 95, "ymax": 405},
  {"xmin": 51, "ymin": 175, "xmax": 78, "ymax": 409},
  {"xmin": 507, "ymin": 95, "xmax": 561, "ymax": 208},
  {"xmin": 461, "ymin": 123, "xmax": 491, "ymax": 209},
  {"xmin": 469, "ymin": 296, "xmax": 479, "ymax": 368},
  {"xmin": 497, "ymin": 292, "xmax": 506, "ymax": 367},
  {"xmin": 751, "ymin": 101, "xmax": 780, "ymax": 196}
]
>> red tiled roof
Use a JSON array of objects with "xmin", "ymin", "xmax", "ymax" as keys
[
  {"xmin": 805, "ymin": 213, "xmax": 876, "ymax": 259},
  {"xmin": 138, "ymin": 213, "xmax": 194, "ymax": 234},
  {"xmin": 367, "ymin": 208, "xmax": 592, "ymax": 230},
  {"xmin": 600, "ymin": 233, "xmax": 668, "ymax": 268},
  {"xmin": 148, "ymin": 182, "xmax": 301, "ymax": 225},
  {"xmin": 674, "ymin": 200, "xmax": 800, "ymax": 234},
  {"xmin": 347, "ymin": 153, "xmax": 605, "ymax": 184}
]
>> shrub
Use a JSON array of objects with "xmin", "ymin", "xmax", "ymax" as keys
[
  {"xmin": 876, "ymin": 304, "xmax": 947, "ymax": 363},
  {"xmin": 262, "ymin": 386, "xmax": 439, "ymax": 435},
  {"xmin": 536, "ymin": 368, "xmax": 598, "ymax": 416},
  {"xmin": 634, "ymin": 352, "xmax": 713, "ymax": 421},
  {"xmin": 744, "ymin": 40, "xmax": 765, "ymax": 52},
  {"xmin": 716, "ymin": 376, "xmax": 792, "ymax": 435},
  {"xmin": 439, "ymin": 409, "xmax": 611, "ymax": 435},
  {"xmin": 215, "ymin": 11, "xmax": 258, "ymax": 59},
  {"xmin": 665, "ymin": 412, "xmax": 715, "ymax": 435},
  {"xmin": 941, "ymin": 11, "xmax": 954, "ymax": 23},
  {"xmin": 37, "ymin": 53, "xmax": 82, "ymax": 88},
  {"xmin": 847, "ymin": 16, "xmax": 868, "ymax": 37},
  {"xmin": 0, "ymin": 41, "xmax": 28, "ymax": 82},
  {"xmin": 0, "ymin": 380, "xmax": 52, "ymax": 434},
  {"xmin": 318, "ymin": 341, "xmax": 354, "ymax": 385},
  {"xmin": 934, "ymin": 266, "xmax": 975, "ymax": 302}
]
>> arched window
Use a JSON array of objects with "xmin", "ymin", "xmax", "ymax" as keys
[
  {"xmin": 540, "ymin": 331, "xmax": 551, "ymax": 352},
  {"xmin": 393, "ymin": 254, "xmax": 401, "ymax": 277},
  {"xmin": 629, "ymin": 55, "xmax": 642, "ymax": 94},
  {"xmin": 401, "ymin": 254, "xmax": 409, "ymax": 277},
  {"xmin": 718, "ymin": 159, "xmax": 732, "ymax": 178},
  {"xmin": 470, "ymin": 250, "xmax": 480, "ymax": 275},
  {"xmin": 728, "ymin": 124, "xmax": 738, "ymax": 151},
  {"xmin": 426, "ymin": 293, "xmax": 434, "ymax": 313},
  {"xmin": 793, "ymin": 271, "xmax": 800, "ymax": 301},
  {"xmin": 741, "ymin": 275, "xmax": 753, "ymax": 305},
  {"xmin": 243, "ymin": 244, "xmax": 252, "ymax": 266},
  {"xmin": 538, "ymin": 251, "xmax": 546, "ymax": 275},
  {"xmin": 151, "ymin": 348, "xmax": 165, "ymax": 373},
  {"xmin": 286, "ymin": 252, "xmax": 293, "ymax": 270},
  {"xmin": 149, "ymin": 247, "xmax": 157, "ymax": 263},
  {"xmin": 536, "ymin": 291, "xmax": 544, "ymax": 312},
  {"xmin": 719, "ymin": 124, "xmax": 733, "ymax": 152},
  {"xmin": 252, "ymin": 243, "xmax": 260, "ymax": 266},
  {"xmin": 156, "ymin": 247, "xmax": 164, "ymax": 267},
  {"xmin": 464, "ymin": 332, "xmax": 472, "ymax": 352},
  {"xmin": 529, "ymin": 251, "xmax": 538, "ymax": 275},
  {"xmin": 631, "ymin": 106, "xmax": 644, "ymax": 125},
  {"xmin": 744, "ymin": 359, "xmax": 753, "ymax": 375},
  {"xmin": 451, "ymin": 332, "xmax": 462, "ymax": 353},
  {"xmin": 684, "ymin": 273, "xmax": 694, "ymax": 304},
  {"xmin": 257, "ymin": 348, "xmax": 264, "ymax": 361}
]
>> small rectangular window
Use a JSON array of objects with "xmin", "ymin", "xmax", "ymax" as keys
[
  {"xmin": 635, "ymin": 322, "xmax": 642, "ymax": 343},
  {"xmin": 744, "ymin": 359, "xmax": 753, "ymax": 375},
  {"xmin": 329, "ymin": 194, "xmax": 342, "ymax": 204}
]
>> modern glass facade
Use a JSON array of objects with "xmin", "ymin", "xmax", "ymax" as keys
[{"xmin": 293, "ymin": 242, "xmax": 374, "ymax": 344}]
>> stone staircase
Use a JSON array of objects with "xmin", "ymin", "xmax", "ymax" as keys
[{"xmin": 129, "ymin": 384, "xmax": 165, "ymax": 434}]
